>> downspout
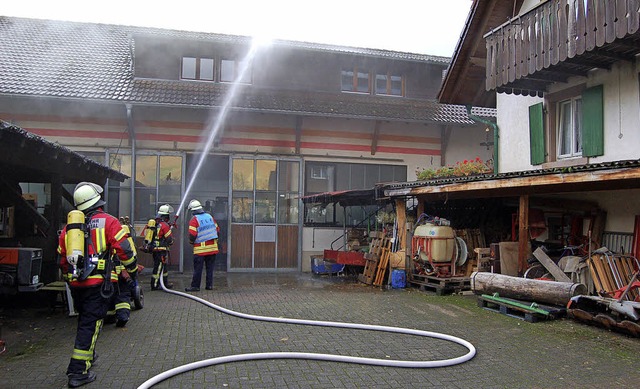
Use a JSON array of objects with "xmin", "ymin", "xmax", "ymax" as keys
[
  {"xmin": 465, "ymin": 105, "xmax": 499, "ymax": 174},
  {"xmin": 126, "ymin": 103, "xmax": 136, "ymax": 222}
]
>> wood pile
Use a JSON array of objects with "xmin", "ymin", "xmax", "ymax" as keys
[
  {"xmin": 358, "ymin": 232, "xmax": 391, "ymax": 286},
  {"xmin": 588, "ymin": 251, "xmax": 639, "ymax": 300}
]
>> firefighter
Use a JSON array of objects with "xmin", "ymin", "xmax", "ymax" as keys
[
  {"xmin": 104, "ymin": 216, "xmax": 137, "ymax": 327},
  {"xmin": 58, "ymin": 182, "xmax": 138, "ymax": 388},
  {"xmin": 185, "ymin": 199, "xmax": 220, "ymax": 292},
  {"xmin": 143, "ymin": 204, "xmax": 174, "ymax": 290}
]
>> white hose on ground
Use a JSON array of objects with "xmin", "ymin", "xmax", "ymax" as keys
[{"xmin": 137, "ymin": 277, "xmax": 477, "ymax": 389}]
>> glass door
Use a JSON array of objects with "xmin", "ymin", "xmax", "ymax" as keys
[{"xmin": 230, "ymin": 157, "xmax": 300, "ymax": 270}]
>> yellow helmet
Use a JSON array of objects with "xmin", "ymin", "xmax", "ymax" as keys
[
  {"xmin": 73, "ymin": 182, "xmax": 105, "ymax": 211},
  {"xmin": 187, "ymin": 199, "xmax": 203, "ymax": 211}
]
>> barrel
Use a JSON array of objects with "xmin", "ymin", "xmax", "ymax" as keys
[{"xmin": 391, "ymin": 269, "xmax": 406, "ymax": 289}]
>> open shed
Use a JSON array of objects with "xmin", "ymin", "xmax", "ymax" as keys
[{"xmin": 0, "ymin": 120, "xmax": 128, "ymax": 289}]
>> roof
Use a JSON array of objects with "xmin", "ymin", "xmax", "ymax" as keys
[
  {"xmin": 438, "ymin": 0, "xmax": 524, "ymax": 108},
  {"xmin": 383, "ymin": 159, "xmax": 640, "ymax": 200},
  {"xmin": 0, "ymin": 120, "xmax": 128, "ymax": 184},
  {"xmin": 301, "ymin": 188, "xmax": 389, "ymax": 207},
  {"xmin": 0, "ymin": 16, "xmax": 494, "ymax": 125}
]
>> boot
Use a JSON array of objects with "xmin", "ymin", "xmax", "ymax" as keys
[
  {"xmin": 150, "ymin": 279, "xmax": 158, "ymax": 291},
  {"xmin": 163, "ymin": 277, "xmax": 174, "ymax": 289},
  {"xmin": 68, "ymin": 371, "xmax": 96, "ymax": 388}
]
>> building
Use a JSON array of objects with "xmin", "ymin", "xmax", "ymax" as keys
[
  {"xmin": 386, "ymin": 0, "xmax": 640, "ymax": 274},
  {"xmin": 0, "ymin": 16, "xmax": 495, "ymax": 273}
]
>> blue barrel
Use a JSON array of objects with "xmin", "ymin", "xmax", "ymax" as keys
[{"xmin": 391, "ymin": 269, "xmax": 406, "ymax": 289}]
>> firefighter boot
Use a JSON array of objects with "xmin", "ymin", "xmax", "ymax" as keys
[
  {"xmin": 68, "ymin": 371, "xmax": 97, "ymax": 388},
  {"xmin": 163, "ymin": 276, "xmax": 174, "ymax": 289},
  {"xmin": 150, "ymin": 278, "xmax": 158, "ymax": 291}
]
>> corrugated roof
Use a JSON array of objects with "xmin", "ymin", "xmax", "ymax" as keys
[{"xmin": 0, "ymin": 16, "xmax": 495, "ymax": 124}]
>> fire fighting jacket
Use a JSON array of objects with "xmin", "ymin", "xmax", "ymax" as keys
[
  {"xmin": 188, "ymin": 211, "xmax": 219, "ymax": 256},
  {"xmin": 58, "ymin": 209, "xmax": 138, "ymax": 288},
  {"xmin": 152, "ymin": 219, "xmax": 174, "ymax": 252}
]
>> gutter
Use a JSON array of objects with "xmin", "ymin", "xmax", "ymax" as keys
[
  {"xmin": 126, "ymin": 103, "xmax": 136, "ymax": 222},
  {"xmin": 466, "ymin": 105, "xmax": 499, "ymax": 174}
]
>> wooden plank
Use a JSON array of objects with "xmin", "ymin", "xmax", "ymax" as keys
[
  {"xmin": 532, "ymin": 247, "xmax": 572, "ymax": 282},
  {"xmin": 518, "ymin": 195, "xmax": 529, "ymax": 275},
  {"xmin": 595, "ymin": 0, "xmax": 606, "ymax": 47},
  {"xmin": 605, "ymin": 0, "xmax": 617, "ymax": 43},
  {"xmin": 616, "ymin": 0, "xmax": 628, "ymax": 38},
  {"xmin": 558, "ymin": 0, "xmax": 569, "ymax": 61},
  {"xmin": 373, "ymin": 247, "xmax": 391, "ymax": 286},
  {"xmin": 585, "ymin": 0, "xmax": 596, "ymax": 51},
  {"xmin": 629, "ymin": 0, "xmax": 640, "ymax": 34}
]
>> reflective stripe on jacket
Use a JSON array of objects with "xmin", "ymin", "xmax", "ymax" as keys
[{"xmin": 189, "ymin": 212, "xmax": 220, "ymax": 256}]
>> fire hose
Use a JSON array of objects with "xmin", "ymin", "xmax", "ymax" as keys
[{"xmin": 137, "ymin": 277, "xmax": 476, "ymax": 389}]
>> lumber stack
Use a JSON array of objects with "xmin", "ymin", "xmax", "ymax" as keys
[
  {"xmin": 588, "ymin": 252, "xmax": 639, "ymax": 300},
  {"xmin": 358, "ymin": 232, "xmax": 391, "ymax": 285}
]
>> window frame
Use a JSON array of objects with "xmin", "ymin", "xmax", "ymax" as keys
[
  {"xmin": 556, "ymin": 96, "xmax": 583, "ymax": 159},
  {"xmin": 181, "ymin": 57, "xmax": 215, "ymax": 82}
]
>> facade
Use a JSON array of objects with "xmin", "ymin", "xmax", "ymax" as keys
[
  {"xmin": 414, "ymin": 0, "xmax": 640, "ymax": 271},
  {"xmin": 0, "ymin": 16, "xmax": 494, "ymax": 273}
]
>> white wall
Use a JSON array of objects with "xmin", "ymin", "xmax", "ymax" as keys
[
  {"xmin": 497, "ymin": 61, "xmax": 640, "ymax": 173},
  {"xmin": 301, "ymin": 226, "xmax": 346, "ymax": 272}
]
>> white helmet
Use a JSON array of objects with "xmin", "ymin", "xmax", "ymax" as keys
[
  {"xmin": 73, "ymin": 182, "xmax": 105, "ymax": 211},
  {"xmin": 157, "ymin": 204, "xmax": 174, "ymax": 216},
  {"xmin": 188, "ymin": 199, "xmax": 203, "ymax": 211}
]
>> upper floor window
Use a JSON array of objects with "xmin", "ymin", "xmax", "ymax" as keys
[
  {"xmin": 221, "ymin": 59, "xmax": 252, "ymax": 83},
  {"xmin": 375, "ymin": 73, "xmax": 403, "ymax": 96},
  {"xmin": 181, "ymin": 57, "xmax": 214, "ymax": 81},
  {"xmin": 557, "ymin": 97, "xmax": 582, "ymax": 158},
  {"xmin": 341, "ymin": 68, "xmax": 370, "ymax": 93}
]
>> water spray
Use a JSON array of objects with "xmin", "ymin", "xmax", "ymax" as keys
[
  {"xmin": 137, "ymin": 278, "xmax": 476, "ymax": 388},
  {"xmin": 176, "ymin": 39, "xmax": 266, "ymax": 218}
]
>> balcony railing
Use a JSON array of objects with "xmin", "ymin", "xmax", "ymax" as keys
[{"xmin": 485, "ymin": 0, "xmax": 640, "ymax": 95}]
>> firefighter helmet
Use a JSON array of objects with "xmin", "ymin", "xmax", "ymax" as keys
[
  {"xmin": 188, "ymin": 199, "xmax": 203, "ymax": 211},
  {"xmin": 157, "ymin": 204, "xmax": 174, "ymax": 217},
  {"xmin": 73, "ymin": 182, "xmax": 105, "ymax": 211}
]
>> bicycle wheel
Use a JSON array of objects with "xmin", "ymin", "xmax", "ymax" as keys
[{"xmin": 523, "ymin": 264, "xmax": 548, "ymax": 279}]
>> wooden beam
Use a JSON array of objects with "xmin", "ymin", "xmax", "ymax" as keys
[
  {"xmin": 386, "ymin": 166, "xmax": 640, "ymax": 198},
  {"xmin": 395, "ymin": 198, "xmax": 407, "ymax": 252},
  {"xmin": 440, "ymin": 125, "xmax": 451, "ymax": 166},
  {"xmin": 295, "ymin": 116, "xmax": 303, "ymax": 154},
  {"xmin": 518, "ymin": 195, "xmax": 529, "ymax": 275},
  {"xmin": 371, "ymin": 121, "xmax": 381, "ymax": 155}
]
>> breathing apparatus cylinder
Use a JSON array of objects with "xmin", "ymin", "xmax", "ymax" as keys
[
  {"xmin": 143, "ymin": 218, "xmax": 156, "ymax": 252},
  {"xmin": 66, "ymin": 210, "xmax": 86, "ymax": 277},
  {"xmin": 66, "ymin": 209, "xmax": 97, "ymax": 280}
]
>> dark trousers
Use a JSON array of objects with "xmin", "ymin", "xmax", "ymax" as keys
[
  {"xmin": 67, "ymin": 285, "xmax": 109, "ymax": 376},
  {"xmin": 190, "ymin": 254, "xmax": 216, "ymax": 289},
  {"xmin": 106, "ymin": 278, "xmax": 131, "ymax": 322},
  {"xmin": 151, "ymin": 251, "xmax": 169, "ymax": 289}
]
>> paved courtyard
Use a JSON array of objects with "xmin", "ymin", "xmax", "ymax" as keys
[{"xmin": 1, "ymin": 271, "xmax": 639, "ymax": 388}]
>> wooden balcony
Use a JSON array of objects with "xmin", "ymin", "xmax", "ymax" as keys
[{"xmin": 485, "ymin": 0, "xmax": 640, "ymax": 96}]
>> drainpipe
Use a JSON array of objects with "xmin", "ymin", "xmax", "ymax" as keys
[
  {"xmin": 466, "ymin": 105, "xmax": 499, "ymax": 174},
  {"xmin": 126, "ymin": 103, "xmax": 136, "ymax": 222}
]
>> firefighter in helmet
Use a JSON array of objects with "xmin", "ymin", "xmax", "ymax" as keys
[
  {"xmin": 143, "ymin": 204, "xmax": 174, "ymax": 290},
  {"xmin": 185, "ymin": 199, "xmax": 220, "ymax": 292},
  {"xmin": 58, "ymin": 182, "xmax": 138, "ymax": 388}
]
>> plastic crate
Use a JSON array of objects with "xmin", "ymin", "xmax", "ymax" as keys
[{"xmin": 311, "ymin": 255, "xmax": 345, "ymax": 275}]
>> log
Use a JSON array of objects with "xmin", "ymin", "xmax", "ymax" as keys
[{"xmin": 470, "ymin": 271, "xmax": 587, "ymax": 306}]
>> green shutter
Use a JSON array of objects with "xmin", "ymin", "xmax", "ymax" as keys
[
  {"xmin": 582, "ymin": 85, "xmax": 604, "ymax": 157},
  {"xmin": 529, "ymin": 102, "xmax": 545, "ymax": 165}
]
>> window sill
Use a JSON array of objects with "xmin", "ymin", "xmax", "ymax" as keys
[{"xmin": 541, "ymin": 157, "xmax": 588, "ymax": 170}]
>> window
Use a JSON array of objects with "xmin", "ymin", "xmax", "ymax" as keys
[
  {"xmin": 341, "ymin": 68, "xmax": 370, "ymax": 93},
  {"xmin": 375, "ymin": 73, "xmax": 403, "ymax": 96},
  {"xmin": 181, "ymin": 57, "xmax": 214, "ymax": 81},
  {"xmin": 557, "ymin": 97, "xmax": 582, "ymax": 158},
  {"xmin": 304, "ymin": 162, "xmax": 406, "ymax": 227},
  {"xmin": 221, "ymin": 59, "xmax": 252, "ymax": 83},
  {"xmin": 528, "ymin": 84, "xmax": 603, "ymax": 165}
]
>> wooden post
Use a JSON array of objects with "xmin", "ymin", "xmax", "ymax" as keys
[
  {"xmin": 395, "ymin": 198, "xmax": 407, "ymax": 251},
  {"xmin": 518, "ymin": 195, "xmax": 529, "ymax": 275},
  {"xmin": 417, "ymin": 196, "xmax": 425, "ymax": 218}
]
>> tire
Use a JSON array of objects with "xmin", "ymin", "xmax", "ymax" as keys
[{"xmin": 132, "ymin": 284, "xmax": 144, "ymax": 310}]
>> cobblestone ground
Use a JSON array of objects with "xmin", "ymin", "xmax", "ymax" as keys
[{"xmin": 1, "ymin": 271, "xmax": 639, "ymax": 389}]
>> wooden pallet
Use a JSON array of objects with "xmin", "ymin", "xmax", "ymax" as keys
[
  {"xmin": 408, "ymin": 273, "xmax": 471, "ymax": 295},
  {"xmin": 358, "ymin": 233, "xmax": 390, "ymax": 285},
  {"xmin": 477, "ymin": 294, "xmax": 565, "ymax": 323},
  {"xmin": 373, "ymin": 246, "xmax": 391, "ymax": 286}
]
